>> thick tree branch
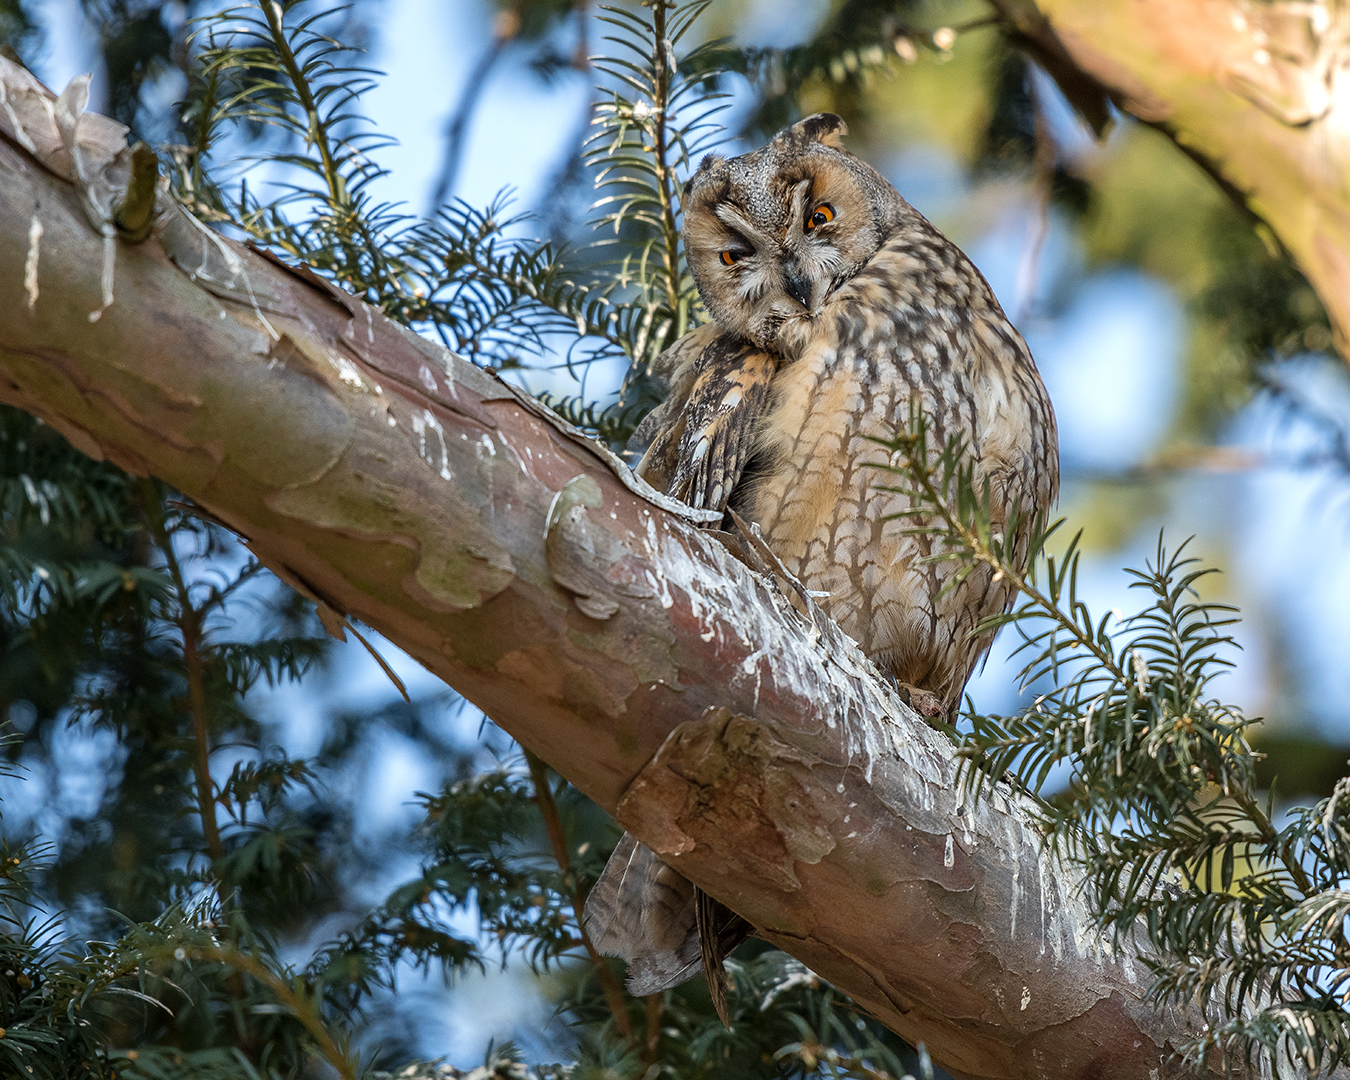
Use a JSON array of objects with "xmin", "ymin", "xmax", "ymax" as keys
[
  {"xmin": 990, "ymin": 0, "xmax": 1350, "ymax": 360},
  {"xmin": 0, "ymin": 60, "xmax": 1230, "ymax": 1079}
]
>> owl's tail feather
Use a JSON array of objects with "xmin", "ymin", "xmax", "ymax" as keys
[
  {"xmin": 583, "ymin": 833, "xmax": 701, "ymax": 994},
  {"xmin": 696, "ymin": 885, "xmax": 752, "ymax": 1026},
  {"xmin": 583, "ymin": 833, "xmax": 752, "ymax": 1021}
]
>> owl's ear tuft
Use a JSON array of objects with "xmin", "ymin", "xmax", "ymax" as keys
[
  {"xmin": 684, "ymin": 153, "xmax": 725, "ymax": 198},
  {"xmin": 792, "ymin": 113, "xmax": 848, "ymax": 150}
]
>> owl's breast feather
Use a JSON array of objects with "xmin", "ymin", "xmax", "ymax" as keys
[{"xmin": 748, "ymin": 338, "xmax": 903, "ymax": 548}]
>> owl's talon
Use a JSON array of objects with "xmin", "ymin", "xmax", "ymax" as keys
[{"xmin": 894, "ymin": 682, "xmax": 947, "ymax": 719}]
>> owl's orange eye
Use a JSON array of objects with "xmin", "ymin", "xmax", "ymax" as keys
[
  {"xmin": 720, "ymin": 250, "xmax": 742, "ymax": 266},
  {"xmin": 806, "ymin": 203, "xmax": 836, "ymax": 230}
]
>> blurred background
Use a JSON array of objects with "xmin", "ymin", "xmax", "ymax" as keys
[{"xmin": 4, "ymin": 0, "xmax": 1349, "ymax": 1072}]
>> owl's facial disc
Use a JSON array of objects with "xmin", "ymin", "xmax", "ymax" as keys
[
  {"xmin": 688, "ymin": 184, "xmax": 835, "ymax": 351},
  {"xmin": 681, "ymin": 120, "xmax": 907, "ymax": 354}
]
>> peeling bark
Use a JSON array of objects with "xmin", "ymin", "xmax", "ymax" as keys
[
  {"xmin": 0, "ymin": 59, "xmax": 1258, "ymax": 1080},
  {"xmin": 991, "ymin": 0, "xmax": 1350, "ymax": 360}
]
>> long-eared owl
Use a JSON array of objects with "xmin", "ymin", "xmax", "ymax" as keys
[{"xmin": 584, "ymin": 113, "xmax": 1059, "ymax": 1016}]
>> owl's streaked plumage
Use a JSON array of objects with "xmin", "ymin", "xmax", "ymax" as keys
[{"xmin": 584, "ymin": 113, "xmax": 1058, "ymax": 1020}]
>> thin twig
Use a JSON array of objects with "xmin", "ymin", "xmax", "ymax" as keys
[
  {"xmin": 342, "ymin": 619, "xmax": 411, "ymax": 703},
  {"xmin": 648, "ymin": 0, "xmax": 684, "ymax": 334},
  {"xmin": 258, "ymin": 0, "xmax": 389, "ymax": 289},
  {"xmin": 1014, "ymin": 70, "xmax": 1055, "ymax": 324},
  {"xmin": 524, "ymin": 748, "xmax": 634, "ymax": 1044},
  {"xmin": 643, "ymin": 991, "xmax": 663, "ymax": 1064},
  {"xmin": 198, "ymin": 944, "xmax": 359, "ymax": 1080},
  {"xmin": 146, "ymin": 485, "xmax": 225, "ymax": 867},
  {"xmin": 181, "ymin": 608, "xmax": 225, "ymax": 865},
  {"xmin": 260, "ymin": 0, "xmax": 343, "ymax": 207}
]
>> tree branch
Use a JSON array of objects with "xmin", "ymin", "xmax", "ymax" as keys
[
  {"xmin": 0, "ymin": 57, "xmax": 1249, "ymax": 1080},
  {"xmin": 988, "ymin": 0, "xmax": 1350, "ymax": 361},
  {"xmin": 425, "ymin": 11, "xmax": 518, "ymax": 214}
]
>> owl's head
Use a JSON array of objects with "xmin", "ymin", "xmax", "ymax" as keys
[{"xmin": 681, "ymin": 113, "xmax": 910, "ymax": 353}]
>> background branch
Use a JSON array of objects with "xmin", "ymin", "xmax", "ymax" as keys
[
  {"xmin": 988, "ymin": 0, "xmax": 1350, "ymax": 362},
  {"xmin": 425, "ymin": 15, "xmax": 516, "ymax": 214}
]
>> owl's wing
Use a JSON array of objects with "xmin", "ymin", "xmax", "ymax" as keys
[
  {"xmin": 635, "ymin": 332, "xmax": 777, "ymax": 512},
  {"xmin": 582, "ymin": 833, "xmax": 701, "ymax": 994},
  {"xmin": 628, "ymin": 322, "xmax": 721, "ymax": 491},
  {"xmin": 669, "ymin": 339, "xmax": 776, "ymax": 512},
  {"xmin": 967, "ymin": 319, "xmax": 1060, "ymax": 584},
  {"xmin": 584, "ymin": 833, "xmax": 752, "ymax": 1021},
  {"xmin": 599, "ymin": 330, "xmax": 770, "ymax": 1017}
]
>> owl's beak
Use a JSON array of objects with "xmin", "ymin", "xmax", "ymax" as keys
[{"xmin": 781, "ymin": 261, "xmax": 813, "ymax": 311}]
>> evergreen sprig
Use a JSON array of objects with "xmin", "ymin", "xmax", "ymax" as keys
[
  {"xmin": 177, "ymin": 0, "xmax": 737, "ymax": 450},
  {"xmin": 538, "ymin": 0, "xmax": 737, "ymax": 444},
  {"xmin": 876, "ymin": 409, "xmax": 1350, "ymax": 1074},
  {"xmin": 586, "ymin": 1, "xmax": 724, "ymax": 369}
]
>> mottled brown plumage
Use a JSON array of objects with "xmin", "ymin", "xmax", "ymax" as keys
[
  {"xmin": 584, "ymin": 113, "xmax": 1059, "ymax": 1019},
  {"xmin": 632, "ymin": 329, "xmax": 778, "ymax": 512}
]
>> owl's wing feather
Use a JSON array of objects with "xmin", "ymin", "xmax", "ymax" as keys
[
  {"xmin": 591, "ymin": 331, "xmax": 771, "ymax": 1008},
  {"xmin": 696, "ymin": 885, "xmax": 753, "ymax": 1026},
  {"xmin": 629, "ymin": 322, "xmax": 721, "ymax": 492},
  {"xmin": 583, "ymin": 834, "xmax": 703, "ymax": 995},
  {"xmin": 632, "ymin": 329, "xmax": 775, "ymax": 513},
  {"xmin": 584, "ymin": 835, "xmax": 753, "ymax": 1006},
  {"xmin": 665, "ymin": 337, "xmax": 777, "ymax": 512}
]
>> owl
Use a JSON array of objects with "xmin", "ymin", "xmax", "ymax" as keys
[{"xmin": 583, "ymin": 113, "xmax": 1058, "ymax": 1022}]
